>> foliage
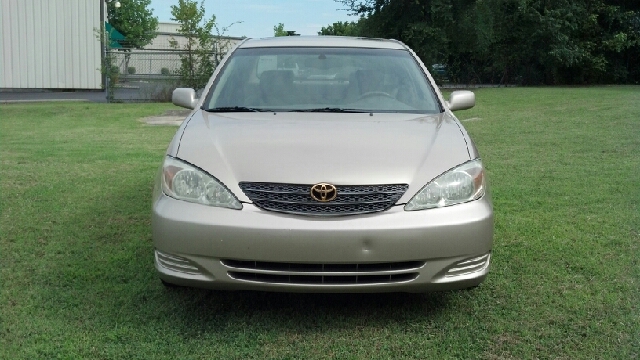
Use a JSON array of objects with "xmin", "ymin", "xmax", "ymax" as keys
[
  {"xmin": 169, "ymin": 0, "xmax": 219, "ymax": 90},
  {"xmin": 274, "ymin": 23, "xmax": 288, "ymax": 37},
  {"xmin": 337, "ymin": 0, "xmax": 640, "ymax": 84},
  {"xmin": 94, "ymin": 25, "xmax": 121, "ymax": 102},
  {"xmin": 318, "ymin": 21, "xmax": 362, "ymax": 36},
  {"xmin": 161, "ymin": 67, "xmax": 171, "ymax": 75},
  {"xmin": 106, "ymin": 0, "xmax": 158, "ymax": 88},
  {"xmin": 104, "ymin": 59, "xmax": 119, "ymax": 102},
  {"xmin": 127, "ymin": 66, "xmax": 136, "ymax": 75},
  {"xmin": 107, "ymin": 0, "xmax": 158, "ymax": 49}
]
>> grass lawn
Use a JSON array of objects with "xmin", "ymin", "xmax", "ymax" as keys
[{"xmin": 1, "ymin": 87, "xmax": 639, "ymax": 359}]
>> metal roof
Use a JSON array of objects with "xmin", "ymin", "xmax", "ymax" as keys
[{"xmin": 238, "ymin": 36, "xmax": 407, "ymax": 50}]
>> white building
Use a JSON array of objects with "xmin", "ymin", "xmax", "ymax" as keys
[
  {"xmin": 0, "ymin": 0, "xmax": 103, "ymax": 89},
  {"xmin": 0, "ymin": 1, "xmax": 244, "ymax": 90}
]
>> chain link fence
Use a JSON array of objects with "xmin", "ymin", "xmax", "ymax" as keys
[
  {"xmin": 103, "ymin": 49, "xmax": 512, "ymax": 102},
  {"xmin": 106, "ymin": 49, "xmax": 217, "ymax": 102}
]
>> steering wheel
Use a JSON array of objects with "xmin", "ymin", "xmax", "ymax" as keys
[{"xmin": 358, "ymin": 91, "xmax": 394, "ymax": 100}]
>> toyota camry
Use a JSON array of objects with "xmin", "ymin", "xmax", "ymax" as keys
[{"xmin": 152, "ymin": 36, "xmax": 493, "ymax": 292}]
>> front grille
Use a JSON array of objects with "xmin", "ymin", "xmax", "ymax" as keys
[
  {"xmin": 222, "ymin": 260, "xmax": 424, "ymax": 272},
  {"xmin": 222, "ymin": 259, "xmax": 424, "ymax": 285},
  {"xmin": 238, "ymin": 182, "xmax": 409, "ymax": 216},
  {"xmin": 229, "ymin": 272, "xmax": 417, "ymax": 284}
]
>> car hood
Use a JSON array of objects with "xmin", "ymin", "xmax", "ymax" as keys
[{"xmin": 175, "ymin": 111, "xmax": 471, "ymax": 203}]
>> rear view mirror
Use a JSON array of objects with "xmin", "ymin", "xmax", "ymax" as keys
[
  {"xmin": 447, "ymin": 91, "xmax": 475, "ymax": 111},
  {"xmin": 172, "ymin": 88, "xmax": 198, "ymax": 109}
]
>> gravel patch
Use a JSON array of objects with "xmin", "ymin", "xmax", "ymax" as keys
[{"xmin": 141, "ymin": 109, "xmax": 191, "ymax": 126}]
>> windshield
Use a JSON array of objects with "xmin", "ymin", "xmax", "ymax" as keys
[{"xmin": 203, "ymin": 47, "xmax": 441, "ymax": 113}]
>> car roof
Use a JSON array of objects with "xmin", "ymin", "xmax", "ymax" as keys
[{"xmin": 238, "ymin": 36, "xmax": 408, "ymax": 50}]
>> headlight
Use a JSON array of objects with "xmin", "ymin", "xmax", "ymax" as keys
[
  {"xmin": 161, "ymin": 156, "xmax": 242, "ymax": 209},
  {"xmin": 405, "ymin": 159, "xmax": 485, "ymax": 211}
]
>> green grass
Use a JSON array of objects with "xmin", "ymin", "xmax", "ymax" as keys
[{"xmin": 1, "ymin": 88, "xmax": 639, "ymax": 359}]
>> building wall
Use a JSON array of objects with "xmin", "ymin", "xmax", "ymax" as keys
[
  {"xmin": 146, "ymin": 22, "xmax": 243, "ymax": 51},
  {"xmin": 0, "ymin": 0, "xmax": 102, "ymax": 89}
]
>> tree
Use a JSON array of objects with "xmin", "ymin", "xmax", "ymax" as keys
[
  {"xmin": 106, "ymin": 0, "xmax": 158, "ymax": 86},
  {"xmin": 170, "ymin": 0, "xmax": 218, "ymax": 90},
  {"xmin": 318, "ymin": 21, "xmax": 362, "ymax": 36},
  {"xmin": 107, "ymin": 0, "xmax": 158, "ymax": 49},
  {"xmin": 336, "ymin": 0, "xmax": 640, "ymax": 84},
  {"xmin": 273, "ymin": 23, "xmax": 288, "ymax": 37}
]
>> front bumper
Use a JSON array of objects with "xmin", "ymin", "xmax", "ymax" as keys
[{"xmin": 152, "ymin": 194, "xmax": 493, "ymax": 292}]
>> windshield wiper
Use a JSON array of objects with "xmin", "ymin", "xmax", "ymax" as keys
[
  {"xmin": 291, "ymin": 107, "xmax": 368, "ymax": 113},
  {"xmin": 203, "ymin": 106, "xmax": 269, "ymax": 112}
]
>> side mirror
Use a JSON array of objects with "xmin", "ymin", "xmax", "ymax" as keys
[
  {"xmin": 447, "ymin": 90, "xmax": 475, "ymax": 111},
  {"xmin": 172, "ymin": 88, "xmax": 198, "ymax": 109}
]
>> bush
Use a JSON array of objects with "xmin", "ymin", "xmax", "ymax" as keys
[
  {"xmin": 108, "ymin": 65, "xmax": 119, "ymax": 85},
  {"xmin": 127, "ymin": 66, "xmax": 136, "ymax": 75},
  {"xmin": 161, "ymin": 67, "xmax": 171, "ymax": 75}
]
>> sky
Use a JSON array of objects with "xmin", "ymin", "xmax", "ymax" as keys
[{"xmin": 147, "ymin": 0, "xmax": 357, "ymax": 38}]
